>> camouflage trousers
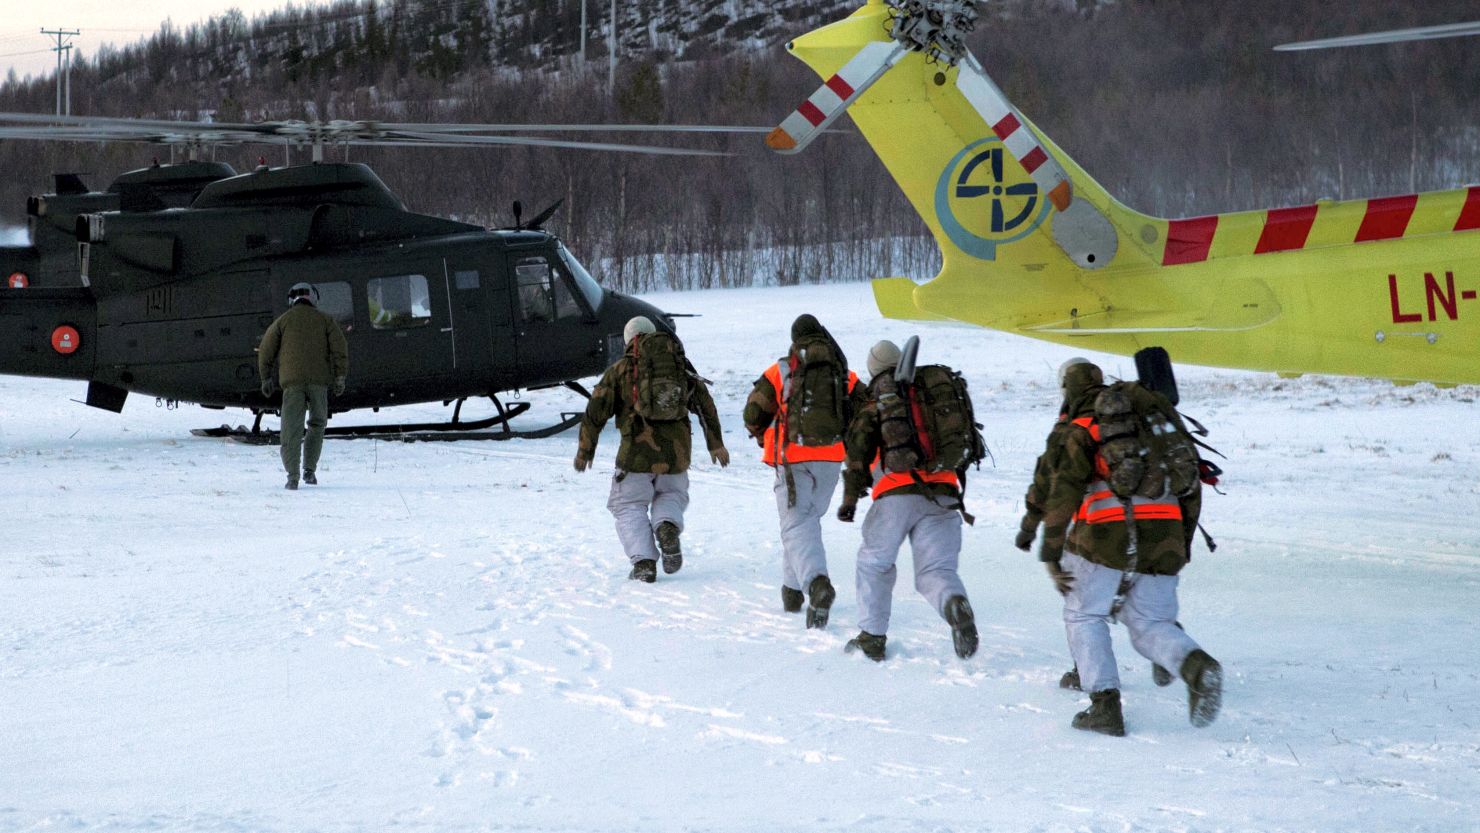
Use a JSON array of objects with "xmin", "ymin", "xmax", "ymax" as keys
[
  {"xmin": 855, "ymin": 493, "xmax": 968, "ymax": 636},
  {"xmin": 606, "ymin": 471, "xmax": 689, "ymax": 564},
  {"xmin": 280, "ymin": 384, "xmax": 328, "ymax": 479},
  {"xmin": 774, "ymin": 460, "xmax": 840, "ymax": 593},
  {"xmin": 1061, "ymin": 552, "xmax": 1202, "ymax": 694}
]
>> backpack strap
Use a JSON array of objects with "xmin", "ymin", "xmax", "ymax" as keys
[{"xmin": 909, "ymin": 470, "xmax": 975, "ymax": 525}]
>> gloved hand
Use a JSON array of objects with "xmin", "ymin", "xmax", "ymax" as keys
[
  {"xmin": 1014, "ymin": 527, "xmax": 1036, "ymax": 552},
  {"xmin": 711, "ymin": 447, "xmax": 730, "ymax": 468},
  {"xmin": 573, "ymin": 452, "xmax": 591, "ymax": 473},
  {"xmin": 332, "ymin": 376, "xmax": 346, "ymax": 396},
  {"xmin": 836, "ymin": 502, "xmax": 856, "ymax": 523},
  {"xmin": 1045, "ymin": 560, "xmax": 1075, "ymax": 596},
  {"xmin": 260, "ymin": 379, "xmax": 274, "ymax": 398}
]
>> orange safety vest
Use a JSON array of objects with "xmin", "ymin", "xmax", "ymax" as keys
[
  {"xmin": 871, "ymin": 468, "xmax": 959, "ymax": 501},
  {"xmin": 1069, "ymin": 416, "xmax": 1183, "ymax": 523},
  {"xmin": 760, "ymin": 361, "xmax": 859, "ymax": 467}
]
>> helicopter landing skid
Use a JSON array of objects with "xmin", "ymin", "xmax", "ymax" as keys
[{"xmin": 191, "ymin": 385, "xmax": 590, "ymax": 443}]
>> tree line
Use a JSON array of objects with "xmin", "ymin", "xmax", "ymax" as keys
[{"xmin": 1, "ymin": 0, "xmax": 1476, "ymax": 292}]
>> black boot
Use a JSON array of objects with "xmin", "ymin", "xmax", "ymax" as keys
[
  {"xmin": 1180, "ymin": 649, "xmax": 1223, "ymax": 728},
  {"xmin": 1071, "ymin": 689, "xmax": 1126, "ymax": 737},
  {"xmin": 303, "ymin": 470, "xmax": 318, "ymax": 486},
  {"xmin": 781, "ymin": 585, "xmax": 804, "ymax": 613},
  {"xmin": 943, "ymin": 595, "xmax": 978, "ymax": 659},
  {"xmin": 1060, "ymin": 667, "xmax": 1082, "ymax": 691},
  {"xmin": 628, "ymin": 559, "xmax": 657, "ymax": 583},
  {"xmin": 284, "ymin": 476, "xmax": 299, "ymax": 491},
  {"xmin": 655, "ymin": 521, "xmax": 682, "ymax": 574},
  {"xmin": 805, "ymin": 575, "xmax": 835, "ymax": 629},
  {"xmin": 844, "ymin": 631, "xmax": 887, "ymax": 662}
]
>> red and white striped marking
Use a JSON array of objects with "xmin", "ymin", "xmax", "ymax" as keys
[
  {"xmin": 956, "ymin": 59, "xmax": 1072, "ymax": 211},
  {"xmin": 767, "ymin": 41, "xmax": 905, "ymax": 154}
]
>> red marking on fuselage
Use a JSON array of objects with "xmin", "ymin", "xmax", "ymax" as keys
[
  {"xmin": 1463, "ymin": 290, "xmax": 1478, "ymax": 301},
  {"xmin": 1426, "ymin": 272, "xmax": 1459, "ymax": 321},
  {"xmin": 1356, "ymin": 195, "xmax": 1418, "ymax": 242},
  {"xmin": 825, "ymin": 75, "xmax": 854, "ymax": 101},
  {"xmin": 1163, "ymin": 216, "xmax": 1219, "ymax": 266},
  {"xmin": 1254, "ymin": 205, "xmax": 1318, "ymax": 254},
  {"xmin": 1455, "ymin": 186, "xmax": 1480, "ymax": 232},
  {"xmin": 1389, "ymin": 274, "xmax": 1422, "ymax": 323}
]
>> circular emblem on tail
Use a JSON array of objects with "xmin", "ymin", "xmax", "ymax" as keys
[{"xmin": 935, "ymin": 138, "xmax": 1050, "ymax": 261}]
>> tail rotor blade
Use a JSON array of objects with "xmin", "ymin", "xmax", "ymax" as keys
[
  {"xmin": 766, "ymin": 41, "xmax": 907, "ymax": 154},
  {"xmin": 955, "ymin": 57, "xmax": 1073, "ymax": 212}
]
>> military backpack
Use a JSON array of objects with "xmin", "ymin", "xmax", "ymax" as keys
[
  {"xmin": 874, "ymin": 365, "xmax": 987, "ymax": 475},
  {"xmin": 782, "ymin": 335, "xmax": 851, "ymax": 447},
  {"xmin": 631, "ymin": 332, "xmax": 691, "ymax": 422},
  {"xmin": 1093, "ymin": 381, "xmax": 1202, "ymax": 500}
]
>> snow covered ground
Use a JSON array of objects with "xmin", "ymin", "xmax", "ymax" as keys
[{"xmin": 3, "ymin": 282, "xmax": 1478, "ymax": 833}]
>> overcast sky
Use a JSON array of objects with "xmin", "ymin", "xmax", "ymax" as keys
[{"xmin": 1, "ymin": 1, "xmax": 337, "ymax": 81}]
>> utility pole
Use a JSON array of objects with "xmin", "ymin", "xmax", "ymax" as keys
[
  {"xmin": 40, "ymin": 28, "xmax": 80, "ymax": 116},
  {"xmin": 607, "ymin": 0, "xmax": 616, "ymax": 95},
  {"xmin": 580, "ymin": 0, "xmax": 587, "ymax": 68}
]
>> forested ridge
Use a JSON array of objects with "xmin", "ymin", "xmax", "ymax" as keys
[{"xmin": 1, "ymin": 0, "xmax": 1476, "ymax": 290}]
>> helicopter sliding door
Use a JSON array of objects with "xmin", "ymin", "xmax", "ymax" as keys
[
  {"xmin": 438, "ymin": 255, "xmax": 515, "ymax": 393},
  {"xmin": 508, "ymin": 248, "xmax": 603, "ymax": 388},
  {"xmin": 360, "ymin": 266, "xmax": 456, "ymax": 391}
]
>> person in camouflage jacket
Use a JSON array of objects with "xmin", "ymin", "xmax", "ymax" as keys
[
  {"xmin": 834, "ymin": 340, "xmax": 978, "ymax": 663},
  {"xmin": 1035, "ymin": 357, "xmax": 1222, "ymax": 736},
  {"xmin": 574, "ymin": 316, "xmax": 728, "ymax": 583},
  {"xmin": 742, "ymin": 314, "xmax": 866, "ymax": 628}
]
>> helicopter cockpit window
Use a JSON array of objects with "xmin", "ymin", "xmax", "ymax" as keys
[
  {"xmin": 315, "ymin": 281, "xmax": 354, "ymax": 327},
  {"xmin": 367, "ymin": 274, "xmax": 432, "ymax": 330},
  {"xmin": 516, "ymin": 255, "xmax": 582, "ymax": 323},
  {"xmin": 558, "ymin": 244, "xmax": 604, "ymax": 312}
]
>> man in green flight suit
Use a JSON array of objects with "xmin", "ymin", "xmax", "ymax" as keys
[{"xmin": 258, "ymin": 282, "xmax": 349, "ymax": 490}]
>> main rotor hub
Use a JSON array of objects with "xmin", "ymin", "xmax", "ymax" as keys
[{"xmin": 884, "ymin": 0, "xmax": 979, "ymax": 65}]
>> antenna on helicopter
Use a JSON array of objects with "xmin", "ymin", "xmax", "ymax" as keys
[
  {"xmin": 526, "ymin": 199, "xmax": 563, "ymax": 231},
  {"xmin": 511, "ymin": 200, "xmax": 524, "ymax": 229}
]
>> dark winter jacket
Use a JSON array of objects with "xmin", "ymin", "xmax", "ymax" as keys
[
  {"xmin": 258, "ymin": 302, "xmax": 349, "ymax": 388},
  {"xmin": 576, "ymin": 337, "xmax": 724, "ymax": 474},
  {"xmin": 1037, "ymin": 364, "xmax": 1200, "ymax": 575}
]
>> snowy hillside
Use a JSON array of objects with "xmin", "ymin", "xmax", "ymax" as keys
[{"xmin": 3, "ymin": 282, "xmax": 1478, "ymax": 832}]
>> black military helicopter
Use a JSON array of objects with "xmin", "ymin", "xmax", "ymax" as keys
[
  {"xmin": 0, "ymin": 113, "xmax": 759, "ymax": 439},
  {"xmin": 3, "ymin": 161, "xmax": 237, "ymax": 289}
]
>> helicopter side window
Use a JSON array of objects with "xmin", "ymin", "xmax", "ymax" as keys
[
  {"xmin": 516, "ymin": 255, "xmax": 582, "ymax": 323},
  {"xmin": 367, "ymin": 274, "xmax": 432, "ymax": 330},
  {"xmin": 315, "ymin": 281, "xmax": 354, "ymax": 328}
]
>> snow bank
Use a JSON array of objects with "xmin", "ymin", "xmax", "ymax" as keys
[{"xmin": 2, "ymin": 283, "xmax": 1477, "ymax": 832}]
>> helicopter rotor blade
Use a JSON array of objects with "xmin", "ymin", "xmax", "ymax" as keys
[
  {"xmin": 0, "ymin": 112, "xmax": 734, "ymax": 156},
  {"xmin": 954, "ymin": 55, "xmax": 1073, "ymax": 212},
  {"xmin": 391, "ymin": 123, "xmax": 777, "ymax": 134},
  {"xmin": 385, "ymin": 130, "xmax": 729, "ymax": 156},
  {"xmin": 1275, "ymin": 20, "xmax": 1480, "ymax": 51},
  {"xmin": 765, "ymin": 40, "xmax": 907, "ymax": 154}
]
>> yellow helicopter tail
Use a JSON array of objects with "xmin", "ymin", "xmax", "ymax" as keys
[{"xmin": 779, "ymin": 2, "xmax": 1164, "ymax": 322}]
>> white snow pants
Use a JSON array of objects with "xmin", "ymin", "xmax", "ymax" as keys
[
  {"xmin": 855, "ymin": 493, "xmax": 967, "ymax": 636},
  {"xmin": 1061, "ymin": 552, "xmax": 1201, "ymax": 694},
  {"xmin": 774, "ymin": 460, "xmax": 841, "ymax": 592},
  {"xmin": 607, "ymin": 471, "xmax": 690, "ymax": 564}
]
